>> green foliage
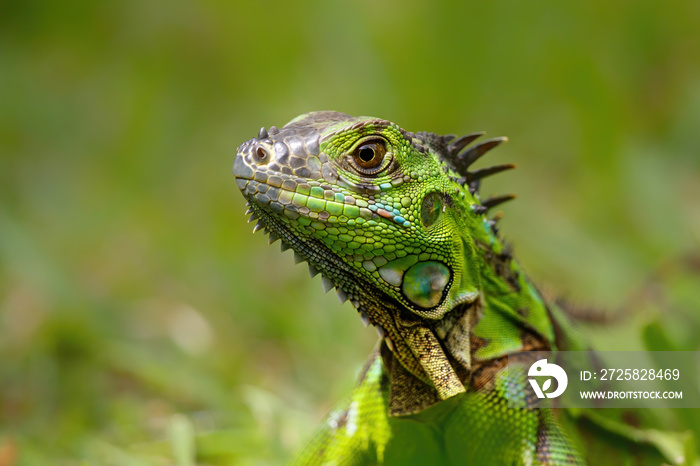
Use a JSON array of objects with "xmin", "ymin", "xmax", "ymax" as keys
[{"xmin": 0, "ymin": 0, "xmax": 698, "ymax": 464}]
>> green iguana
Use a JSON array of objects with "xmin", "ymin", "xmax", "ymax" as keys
[{"xmin": 233, "ymin": 111, "xmax": 691, "ymax": 465}]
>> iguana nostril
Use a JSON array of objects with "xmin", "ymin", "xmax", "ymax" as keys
[{"xmin": 255, "ymin": 146, "xmax": 269, "ymax": 162}]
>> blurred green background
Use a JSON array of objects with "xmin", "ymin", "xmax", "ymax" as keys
[{"xmin": 1, "ymin": 1, "xmax": 699, "ymax": 464}]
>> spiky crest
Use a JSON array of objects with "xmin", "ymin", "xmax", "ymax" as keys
[{"xmin": 417, "ymin": 131, "xmax": 516, "ymax": 212}]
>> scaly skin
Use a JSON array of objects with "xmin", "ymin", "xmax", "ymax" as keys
[{"xmin": 233, "ymin": 112, "xmax": 683, "ymax": 465}]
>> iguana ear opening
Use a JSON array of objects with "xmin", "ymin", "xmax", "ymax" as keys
[{"xmin": 420, "ymin": 192, "xmax": 443, "ymax": 228}]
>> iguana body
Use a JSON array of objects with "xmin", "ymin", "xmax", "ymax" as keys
[{"xmin": 233, "ymin": 112, "xmax": 682, "ymax": 465}]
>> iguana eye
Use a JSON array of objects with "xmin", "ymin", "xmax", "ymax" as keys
[{"xmin": 351, "ymin": 139, "xmax": 387, "ymax": 171}]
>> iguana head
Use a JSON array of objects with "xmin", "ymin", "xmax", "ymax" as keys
[
  {"xmin": 234, "ymin": 111, "xmax": 510, "ymax": 318},
  {"xmin": 234, "ymin": 111, "xmax": 517, "ymax": 410}
]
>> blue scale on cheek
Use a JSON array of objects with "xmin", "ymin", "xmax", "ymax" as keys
[{"xmin": 369, "ymin": 202, "xmax": 411, "ymax": 227}]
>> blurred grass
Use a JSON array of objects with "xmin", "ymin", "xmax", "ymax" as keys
[{"xmin": 0, "ymin": 0, "xmax": 699, "ymax": 464}]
